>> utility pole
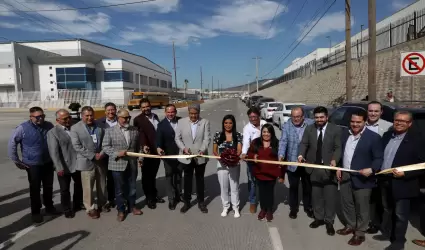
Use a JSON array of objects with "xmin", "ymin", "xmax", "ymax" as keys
[
  {"xmin": 172, "ymin": 41, "xmax": 178, "ymax": 91},
  {"xmin": 200, "ymin": 66, "xmax": 203, "ymax": 99},
  {"xmin": 211, "ymin": 76, "xmax": 214, "ymax": 100},
  {"xmin": 368, "ymin": 0, "xmax": 377, "ymax": 101},
  {"xmin": 218, "ymin": 79, "xmax": 220, "ymax": 98},
  {"xmin": 345, "ymin": 0, "xmax": 352, "ymax": 101},
  {"xmin": 253, "ymin": 56, "xmax": 262, "ymax": 92}
]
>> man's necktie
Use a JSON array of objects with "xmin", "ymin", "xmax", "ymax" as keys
[{"xmin": 315, "ymin": 127, "xmax": 323, "ymax": 164}]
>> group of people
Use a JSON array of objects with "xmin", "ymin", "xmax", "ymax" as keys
[{"xmin": 6, "ymin": 99, "xmax": 425, "ymax": 250}]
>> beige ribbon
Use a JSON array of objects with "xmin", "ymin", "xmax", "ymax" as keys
[{"xmin": 126, "ymin": 152, "xmax": 425, "ymax": 175}]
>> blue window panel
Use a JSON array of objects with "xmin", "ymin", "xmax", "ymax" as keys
[
  {"xmin": 65, "ymin": 74, "xmax": 86, "ymax": 82},
  {"xmin": 86, "ymin": 68, "xmax": 96, "ymax": 75},
  {"xmin": 65, "ymin": 67, "xmax": 85, "ymax": 74},
  {"xmin": 86, "ymin": 74, "xmax": 96, "ymax": 82},
  {"xmin": 104, "ymin": 71, "xmax": 122, "ymax": 81},
  {"xmin": 56, "ymin": 75, "xmax": 66, "ymax": 83},
  {"xmin": 56, "ymin": 68, "xmax": 65, "ymax": 74},
  {"xmin": 122, "ymin": 71, "xmax": 131, "ymax": 82}
]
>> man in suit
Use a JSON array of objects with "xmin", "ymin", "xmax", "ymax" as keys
[
  {"xmin": 70, "ymin": 106, "xmax": 110, "ymax": 219},
  {"xmin": 95, "ymin": 102, "xmax": 118, "ymax": 208},
  {"xmin": 47, "ymin": 109, "xmax": 83, "ymax": 219},
  {"xmin": 156, "ymin": 104, "xmax": 182, "ymax": 210},
  {"xmin": 133, "ymin": 98, "xmax": 165, "ymax": 209},
  {"xmin": 298, "ymin": 106, "xmax": 342, "ymax": 236},
  {"xmin": 175, "ymin": 103, "xmax": 211, "ymax": 214},
  {"xmin": 278, "ymin": 107, "xmax": 314, "ymax": 219},
  {"xmin": 373, "ymin": 111, "xmax": 425, "ymax": 250},
  {"xmin": 365, "ymin": 101, "xmax": 393, "ymax": 234},
  {"xmin": 335, "ymin": 109, "xmax": 384, "ymax": 246},
  {"xmin": 7, "ymin": 106, "xmax": 57, "ymax": 223},
  {"xmin": 102, "ymin": 109, "xmax": 143, "ymax": 222}
]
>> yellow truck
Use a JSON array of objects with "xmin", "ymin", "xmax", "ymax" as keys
[{"xmin": 127, "ymin": 91, "xmax": 170, "ymax": 111}]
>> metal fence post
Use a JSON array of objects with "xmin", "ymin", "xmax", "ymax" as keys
[
  {"xmin": 413, "ymin": 11, "xmax": 417, "ymax": 39},
  {"xmin": 389, "ymin": 23, "xmax": 392, "ymax": 47}
]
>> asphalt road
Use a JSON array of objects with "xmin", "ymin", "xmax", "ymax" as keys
[{"xmin": 0, "ymin": 98, "xmax": 422, "ymax": 250}]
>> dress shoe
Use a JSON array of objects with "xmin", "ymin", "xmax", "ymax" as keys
[
  {"xmin": 31, "ymin": 214, "xmax": 43, "ymax": 223},
  {"xmin": 87, "ymin": 210, "xmax": 99, "ymax": 219},
  {"xmin": 155, "ymin": 197, "xmax": 166, "ymax": 203},
  {"xmin": 336, "ymin": 227, "xmax": 354, "ymax": 236},
  {"xmin": 266, "ymin": 212, "xmax": 273, "ymax": 222},
  {"xmin": 169, "ymin": 202, "xmax": 176, "ymax": 210},
  {"xmin": 180, "ymin": 203, "xmax": 191, "ymax": 213},
  {"xmin": 257, "ymin": 210, "xmax": 266, "ymax": 221},
  {"xmin": 366, "ymin": 225, "xmax": 379, "ymax": 234},
  {"xmin": 198, "ymin": 203, "xmax": 208, "ymax": 213},
  {"xmin": 147, "ymin": 200, "xmax": 157, "ymax": 209},
  {"xmin": 64, "ymin": 211, "xmax": 75, "ymax": 219},
  {"xmin": 249, "ymin": 204, "xmax": 257, "ymax": 214},
  {"xmin": 348, "ymin": 235, "xmax": 365, "ymax": 246},
  {"xmin": 325, "ymin": 223, "xmax": 335, "ymax": 236},
  {"xmin": 373, "ymin": 234, "xmax": 390, "ymax": 241},
  {"xmin": 132, "ymin": 208, "xmax": 143, "ymax": 215},
  {"xmin": 305, "ymin": 209, "xmax": 314, "ymax": 218},
  {"xmin": 309, "ymin": 220, "xmax": 325, "ymax": 228},
  {"xmin": 45, "ymin": 206, "xmax": 61, "ymax": 215},
  {"xmin": 289, "ymin": 210, "xmax": 297, "ymax": 219},
  {"xmin": 117, "ymin": 212, "xmax": 125, "ymax": 222}
]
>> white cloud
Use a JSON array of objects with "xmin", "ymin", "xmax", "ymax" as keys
[
  {"xmin": 391, "ymin": 0, "xmax": 410, "ymax": 11},
  {"xmin": 0, "ymin": 0, "xmax": 112, "ymax": 36},
  {"xmin": 300, "ymin": 11, "xmax": 355, "ymax": 43},
  {"xmin": 0, "ymin": 22, "xmax": 20, "ymax": 29},
  {"xmin": 95, "ymin": 0, "xmax": 179, "ymax": 13},
  {"xmin": 0, "ymin": 4, "xmax": 17, "ymax": 16},
  {"xmin": 203, "ymin": 0, "xmax": 287, "ymax": 38}
]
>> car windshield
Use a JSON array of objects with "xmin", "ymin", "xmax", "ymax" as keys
[
  {"xmin": 132, "ymin": 95, "xmax": 144, "ymax": 99},
  {"xmin": 261, "ymin": 98, "xmax": 274, "ymax": 102},
  {"xmin": 286, "ymin": 104, "xmax": 304, "ymax": 110},
  {"xmin": 269, "ymin": 103, "xmax": 280, "ymax": 107}
]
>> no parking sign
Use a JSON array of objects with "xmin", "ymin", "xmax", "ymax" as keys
[{"xmin": 400, "ymin": 51, "xmax": 425, "ymax": 76}]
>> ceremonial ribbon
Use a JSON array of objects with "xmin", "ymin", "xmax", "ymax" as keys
[{"xmin": 126, "ymin": 152, "xmax": 425, "ymax": 175}]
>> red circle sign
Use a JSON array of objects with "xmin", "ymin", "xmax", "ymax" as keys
[{"xmin": 402, "ymin": 52, "xmax": 425, "ymax": 75}]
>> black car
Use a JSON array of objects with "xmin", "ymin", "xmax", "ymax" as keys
[
  {"xmin": 247, "ymin": 95, "xmax": 263, "ymax": 107},
  {"xmin": 328, "ymin": 101, "xmax": 425, "ymax": 136}
]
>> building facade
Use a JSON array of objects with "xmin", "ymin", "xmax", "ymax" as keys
[{"xmin": 0, "ymin": 39, "xmax": 172, "ymax": 107}]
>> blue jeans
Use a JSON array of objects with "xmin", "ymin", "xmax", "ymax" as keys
[
  {"xmin": 112, "ymin": 165, "xmax": 138, "ymax": 213},
  {"xmin": 247, "ymin": 162, "xmax": 257, "ymax": 205}
]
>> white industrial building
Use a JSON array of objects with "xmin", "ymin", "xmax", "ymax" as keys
[
  {"xmin": 0, "ymin": 39, "xmax": 172, "ymax": 107},
  {"xmin": 284, "ymin": 0, "xmax": 425, "ymax": 74}
]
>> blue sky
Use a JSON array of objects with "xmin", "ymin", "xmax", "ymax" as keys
[{"xmin": 0, "ymin": 0, "xmax": 418, "ymax": 90}]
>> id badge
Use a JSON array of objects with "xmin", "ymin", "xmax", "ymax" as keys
[{"xmin": 91, "ymin": 134, "xmax": 98, "ymax": 144}]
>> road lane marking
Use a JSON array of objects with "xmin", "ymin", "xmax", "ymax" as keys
[
  {"xmin": 207, "ymin": 113, "xmax": 211, "ymax": 116},
  {"xmin": 0, "ymin": 224, "xmax": 37, "ymax": 249},
  {"xmin": 224, "ymin": 110, "xmax": 232, "ymax": 112},
  {"xmin": 268, "ymin": 226, "xmax": 284, "ymax": 250}
]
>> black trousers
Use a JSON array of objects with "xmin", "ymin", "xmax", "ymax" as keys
[
  {"xmin": 183, "ymin": 161, "xmax": 206, "ymax": 203},
  {"xmin": 107, "ymin": 170, "xmax": 115, "ymax": 203},
  {"xmin": 57, "ymin": 171, "xmax": 83, "ymax": 212},
  {"xmin": 26, "ymin": 162, "xmax": 55, "ymax": 215},
  {"xmin": 141, "ymin": 157, "xmax": 161, "ymax": 201},
  {"xmin": 287, "ymin": 167, "xmax": 312, "ymax": 212},
  {"xmin": 163, "ymin": 159, "xmax": 182, "ymax": 202},
  {"xmin": 257, "ymin": 179, "xmax": 276, "ymax": 212},
  {"xmin": 369, "ymin": 186, "xmax": 383, "ymax": 227}
]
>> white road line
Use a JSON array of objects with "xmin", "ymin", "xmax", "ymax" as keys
[
  {"xmin": 0, "ymin": 225, "xmax": 37, "ymax": 249},
  {"xmin": 224, "ymin": 110, "xmax": 232, "ymax": 112},
  {"xmin": 207, "ymin": 113, "xmax": 211, "ymax": 116},
  {"xmin": 268, "ymin": 227, "xmax": 284, "ymax": 250}
]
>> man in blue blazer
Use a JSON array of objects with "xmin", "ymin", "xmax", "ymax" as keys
[{"xmin": 335, "ymin": 109, "xmax": 383, "ymax": 246}]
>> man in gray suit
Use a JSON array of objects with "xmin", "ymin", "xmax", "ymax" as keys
[
  {"xmin": 47, "ymin": 109, "xmax": 83, "ymax": 219},
  {"xmin": 298, "ymin": 106, "xmax": 342, "ymax": 236},
  {"xmin": 70, "ymin": 106, "xmax": 110, "ymax": 219},
  {"xmin": 102, "ymin": 109, "xmax": 143, "ymax": 222},
  {"xmin": 175, "ymin": 103, "xmax": 211, "ymax": 214},
  {"xmin": 365, "ymin": 101, "xmax": 393, "ymax": 234}
]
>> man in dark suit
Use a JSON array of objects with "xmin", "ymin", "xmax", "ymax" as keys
[
  {"xmin": 156, "ymin": 104, "xmax": 182, "ymax": 210},
  {"xmin": 335, "ymin": 109, "xmax": 384, "ymax": 246},
  {"xmin": 298, "ymin": 106, "xmax": 342, "ymax": 236},
  {"xmin": 133, "ymin": 98, "xmax": 165, "ymax": 209},
  {"xmin": 373, "ymin": 111, "xmax": 425, "ymax": 250},
  {"xmin": 95, "ymin": 102, "xmax": 118, "ymax": 208}
]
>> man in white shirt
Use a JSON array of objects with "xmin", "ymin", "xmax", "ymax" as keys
[
  {"xmin": 241, "ymin": 107, "xmax": 267, "ymax": 214},
  {"xmin": 365, "ymin": 101, "xmax": 393, "ymax": 234}
]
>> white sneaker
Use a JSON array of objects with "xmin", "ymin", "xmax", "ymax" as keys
[
  {"xmin": 221, "ymin": 208, "xmax": 228, "ymax": 217},
  {"xmin": 234, "ymin": 210, "xmax": 241, "ymax": 218}
]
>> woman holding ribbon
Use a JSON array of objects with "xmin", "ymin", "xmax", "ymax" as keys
[
  {"xmin": 247, "ymin": 123, "xmax": 285, "ymax": 222},
  {"xmin": 213, "ymin": 114, "xmax": 243, "ymax": 218}
]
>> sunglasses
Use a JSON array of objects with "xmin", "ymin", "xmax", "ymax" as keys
[{"xmin": 31, "ymin": 114, "xmax": 45, "ymax": 120}]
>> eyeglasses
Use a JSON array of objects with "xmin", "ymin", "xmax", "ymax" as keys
[
  {"xmin": 394, "ymin": 119, "xmax": 411, "ymax": 124},
  {"xmin": 59, "ymin": 116, "xmax": 71, "ymax": 121},
  {"xmin": 31, "ymin": 114, "xmax": 45, "ymax": 120}
]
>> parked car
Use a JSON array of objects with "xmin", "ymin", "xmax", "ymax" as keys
[
  {"xmin": 256, "ymin": 97, "xmax": 275, "ymax": 109},
  {"xmin": 260, "ymin": 102, "xmax": 283, "ymax": 120},
  {"xmin": 247, "ymin": 95, "xmax": 263, "ymax": 107},
  {"xmin": 272, "ymin": 103, "xmax": 306, "ymax": 128}
]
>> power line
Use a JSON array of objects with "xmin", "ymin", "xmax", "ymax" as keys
[
  {"xmin": 290, "ymin": 0, "xmax": 308, "ymax": 26},
  {"xmin": 264, "ymin": 0, "xmax": 290, "ymax": 40},
  {"xmin": 262, "ymin": 0, "xmax": 336, "ymax": 78},
  {"xmin": 0, "ymin": 0, "xmax": 156, "ymax": 13}
]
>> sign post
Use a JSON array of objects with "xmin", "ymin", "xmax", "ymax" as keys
[{"xmin": 400, "ymin": 51, "xmax": 425, "ymax": 101}]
